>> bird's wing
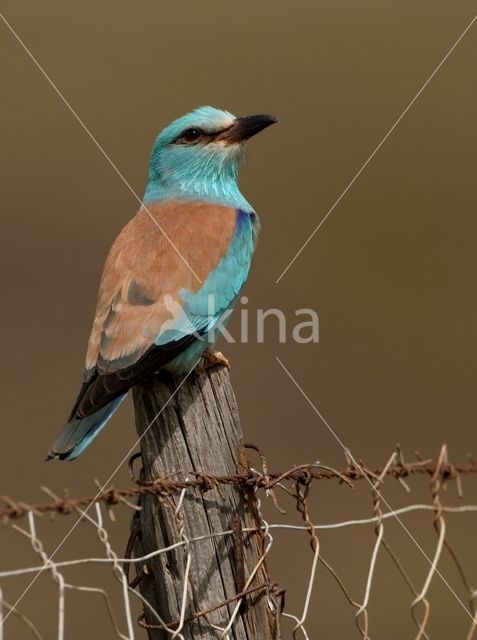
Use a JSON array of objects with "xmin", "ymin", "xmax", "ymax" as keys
[
  {"xmin": 85, "ymin": 199, "xmax": 242, "ymax": 376},
  {"xmin": 71, "ymin": 200, "xmax": 252, "ymax": 419}
]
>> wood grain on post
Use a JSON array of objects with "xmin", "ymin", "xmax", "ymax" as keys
[{"xmin": 131, "ymin": 366, "xmax": 277, "ymax": 639}]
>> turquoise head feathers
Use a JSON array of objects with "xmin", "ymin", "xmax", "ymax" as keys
[{"xmin": 144, "ymin": 106, "xmax": 277, "ymax": 211}]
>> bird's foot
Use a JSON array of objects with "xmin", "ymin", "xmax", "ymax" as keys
[{"xmin": 196, "ymin": 350, "xmax": 230, "ymax": 376}]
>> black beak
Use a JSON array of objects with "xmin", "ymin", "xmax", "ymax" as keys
[{"xmin": 217, "ymin": 114, "xmax": 278, "ymax": 144}]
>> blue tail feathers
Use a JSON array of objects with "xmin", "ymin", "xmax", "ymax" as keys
[{"xmin": 46, "ymin": 394, "xmax": 127, "ymax": 461}]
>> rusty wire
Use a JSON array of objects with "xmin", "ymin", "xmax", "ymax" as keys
[
  {"xmin": 1, "ymin": 443, "xmax": 475, "ymax": 523},
  {"xmin": 1, "ymin": 444, "xmax": 477, "ymax": 639}
]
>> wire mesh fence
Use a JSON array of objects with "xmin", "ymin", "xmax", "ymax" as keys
[{"xmin": 1, "ymin": 443, "xmax": 477, "ymax": 639}]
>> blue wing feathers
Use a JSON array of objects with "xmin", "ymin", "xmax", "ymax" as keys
[
  {"xmin": 155, "ymin": 208, "xmax": 255, "ymax": 346},
  {"xmin": 48, "ymin": 209, "xmax": 256, "ymax": 460}
]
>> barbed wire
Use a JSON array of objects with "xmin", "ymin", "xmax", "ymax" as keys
[
  {"xmin": 1, "ymin": 443, "xmax": 476, "ymax": 522},
  {"xmin": 1, "ymin": 444, "xmax": 477, "ymax": 639}
]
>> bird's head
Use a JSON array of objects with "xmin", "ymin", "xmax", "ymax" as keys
[{"xmin": 144, "ymin": 106, "xmax": 277, "ymax": 209}]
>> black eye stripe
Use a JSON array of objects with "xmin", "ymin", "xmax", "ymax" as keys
[
  {"xmin": 173, "ymin": 127, "xmax": 225, "ymax": 145},
  {"xmin": 173, "ymin": 127, "xmax": 204, "ymax": 144},
  {"xmin": 183, "ymin": 128, "xmax": 202, "ymax": 140}
]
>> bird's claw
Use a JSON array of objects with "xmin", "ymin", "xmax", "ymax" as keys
[{"xmin": 196, "ymin": 350, "xmax": 230, "ymax": 376}]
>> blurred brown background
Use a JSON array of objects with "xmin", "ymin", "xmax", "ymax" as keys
[{"xmin": 1, "ymin": 1, "xmax": 477, "ymax": 638}]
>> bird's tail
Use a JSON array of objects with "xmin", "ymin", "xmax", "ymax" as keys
[{"xmin": 46, "ymin": 394, "xmax": 127, "ymax": 461}]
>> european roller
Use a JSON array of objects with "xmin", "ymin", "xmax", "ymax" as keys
[{"xmin": 47, "ymin": 106, "xmax": 277, "ymax": 461}]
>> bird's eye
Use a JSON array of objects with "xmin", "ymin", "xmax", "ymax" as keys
[{"xmin": 180, "ymin": 128, "xmax": 204, "ymax": 143}]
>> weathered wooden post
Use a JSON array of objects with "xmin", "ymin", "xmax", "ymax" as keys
[{"xmin": 131, "ymin": 365, "xmax": 277, "ymax": 639}]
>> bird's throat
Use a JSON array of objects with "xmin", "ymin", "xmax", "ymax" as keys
[{"xmin": 144, "ymin": 154, "xmax": 252, "ymax": 211}]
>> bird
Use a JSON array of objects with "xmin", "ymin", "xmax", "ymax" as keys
[{"xmin": 46, "ymin": 106, "xmax": 277, "ymax": 461}]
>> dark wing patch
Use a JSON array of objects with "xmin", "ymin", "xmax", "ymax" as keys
[{"xmin": 127, "ymin": 279, "xmax": 156, "ymax": 306}]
